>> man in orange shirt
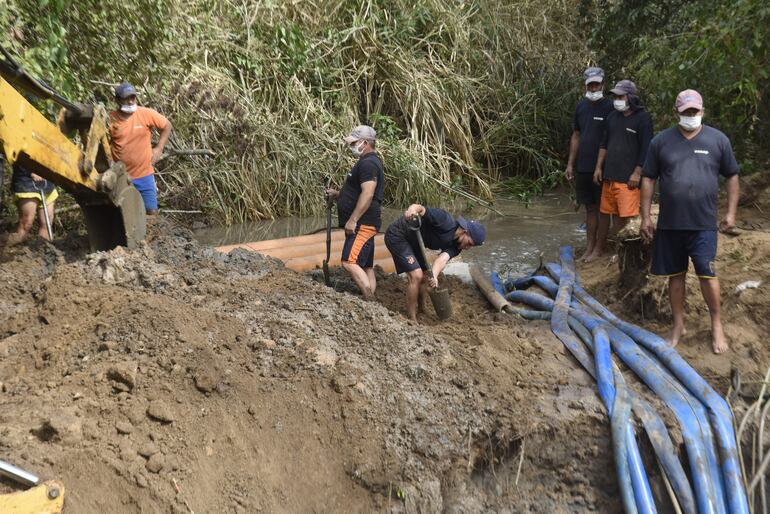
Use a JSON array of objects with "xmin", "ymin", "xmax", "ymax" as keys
[{"xmin": 109, "ymin": 82, "xmax": 172, "ymax": 215}]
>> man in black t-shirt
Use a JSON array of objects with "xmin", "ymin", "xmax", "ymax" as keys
[
  {"xmin": 326, "ymin": 125, "xmax": 384, "ymax": 299},
  {"xmin": 588, "ymin": 79, "xmax": 653, "ymax": 261},
  {"xmin": 385, "ymin": 204, "xmax": 485, "ymax": 321},
  {"xmin": 565, "ymin": 66, "xmax": 613, "ymax": 261},
  {"xmin": 641, "ymin": 89, "xmax": 739, "ymax": 354}
]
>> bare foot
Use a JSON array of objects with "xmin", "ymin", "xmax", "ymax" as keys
[
  {"xmin": 4, "ymin": 232, "xmax": 28, "ymax": 247},
  {"xmin": 667, "ymin": 325, "xmax": 687, "ymax": 347},
  {"xmin": 583, "ymin": 250, "xmax": 603, "ymax": 263},
  {"xmin": 712, "ymin": 325, "xmax": 729, "ymax": 354},
  {"xmin": 578, "ymin": 248, "xmax": 594, "ymax": 262}
]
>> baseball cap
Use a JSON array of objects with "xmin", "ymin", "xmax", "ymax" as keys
[
  {"xmin": 583, "ymin": 67, "xmax": 605, "ymax": 85},
  {"xmin": 457, "ymin": 216, "xmax": 486, "ymax": 246},
  {"xmin": 344, "ymin": 125, "xmax": 376, "ymax": 144},
  {"xmin": 675, "ymin": 89, "xmax": 703, "ymax": 112},
  {"xmin": 610, "ymin": 79, "xmax": 638, "ymax": 96},
  {"xmin": 114, "ymin": 82, "xmax": 137, "ymax": 99}
]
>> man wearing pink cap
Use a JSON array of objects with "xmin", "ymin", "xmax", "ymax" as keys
[{"xmin": 640, "ymin": 89, "xmax": 739, "ymax": 354}]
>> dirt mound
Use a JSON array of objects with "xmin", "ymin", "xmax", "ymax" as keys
[
  {"xmin": 577, "ymin": 185, "xmax": 770, "ymax": 384},
  {"xmin": 0, "ymin": 226, "xmax": 621, "ymax": 513}
]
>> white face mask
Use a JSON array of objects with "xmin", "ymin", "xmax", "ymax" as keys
[
  {"xmin": 585, "ymin": 91, "xmax": 603, "ymax": 102},
  {"xmin": 120, "ymin": 103, "xmax": 137, "ymax": 114},
  {"xmin": 613, "ymin": 99, "xmax": 629, "ymax": 112},
  {"xmin": 678, "ymin": 115, "xmax": 702, "ymax": 131},
  {"xmin": 350, "ymin": 141, "xmax": 365, "ymax": 157}
]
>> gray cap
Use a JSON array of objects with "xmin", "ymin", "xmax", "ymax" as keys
[
  {"xmin": 583, "ymin": 67, "xmax": 605, "ymax": 85},
  {"xmin": 344, "ymin": 125, "xmax": 376, "ymax": 144},
  {"xmin": 114, "ymin": 82, "xmax": 137, "ymax": 99},
  {"xmin": 610, "ymin": 79, "xmax": 637, "ymax": 96}
]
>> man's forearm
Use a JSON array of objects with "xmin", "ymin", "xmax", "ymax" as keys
[
  {"xmin": 595, "ymin": 148, "xmax": 606, "ymax": 170},
  {"xmin": 155, "ymin": 124, "xmax": 172, "ymax": 152},
  {"xmin": 640, "ymin": 177, "xmax": 655, "ymax": 218},
  {"xmin": 349, "ymin": 188, "xmax": 375, "ymax": 223},
  {"xmin": 567, "ymin": 132, "xmax": 579, "ymax": 167},
  {"xmin": 725, "ymin": 175, "xmax": 739, "ymax": 217},
  {"xmin": 431, "ymin": 252, "xmax": 451, "ymax": 278}
]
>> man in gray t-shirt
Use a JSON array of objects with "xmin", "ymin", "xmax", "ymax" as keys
[{"xmin": 640, "ymin": 89, "xmax": 739, "ymax": 354}]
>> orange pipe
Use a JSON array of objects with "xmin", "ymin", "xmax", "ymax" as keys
[{"xmin": 215, "ymin": 232, "xmax": 436, "ymax": 274}]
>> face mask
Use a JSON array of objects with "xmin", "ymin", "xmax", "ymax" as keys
[
  {"xmin": 585, "ymin": 91, "xmax": 603, "ymax": 101},
  {"xmin": 613, "ymin": 99, "xmax": 629, "ymax": 112},
  {"xmin": 120, "ymin": 103, "xmax": 137, "ymax": 114},
  {"xmin": 350, "ymin": 141, "xmax": 365, "ymax": 157},
  {"xmin": 678, "ymin": 115, "xmax": 702, "ymax": 131}
]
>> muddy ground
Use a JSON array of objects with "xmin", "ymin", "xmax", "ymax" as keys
[{"xmin": 0, "ymin": 176, "xmax": 768, "ymax": 513}]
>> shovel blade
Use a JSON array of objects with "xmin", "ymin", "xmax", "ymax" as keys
[{"xmin": 428, "ymin": 288, "xmax": 453, "ymax": 320}]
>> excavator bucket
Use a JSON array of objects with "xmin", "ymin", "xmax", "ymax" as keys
[
  {"xmin": 0, "ymin": 71, "xmax": 147, "ymax": 252},
  {"xmin": 79, "ymin": 162, "xmax": 147, "ymax": 251}
]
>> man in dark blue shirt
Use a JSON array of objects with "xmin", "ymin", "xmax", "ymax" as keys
[
  {"xmin": 641, "ymin": 89, "xmax": 739, "ymax": 354},
  {"xmin": 565, "ymin": 66, "xmax": 613, "ymax": 260},
  {"xmin": 385, "ymin": 203, "xmax": 486, "ymax": 321},
  {"xmin": 587, "ymin": 79, "xmax": 653, "ymax": 261},
  {"xmin": 326, "ymin": 125, "xmax": 384, "ymax": 300}
]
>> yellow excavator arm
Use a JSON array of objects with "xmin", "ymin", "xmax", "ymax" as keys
[{"xmin": 0, "ymin": 48, "xmax": 145, "ymax": 250}]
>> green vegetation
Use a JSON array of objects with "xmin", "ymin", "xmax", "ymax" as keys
[
  {"xmin": 581, "ymin": 0, "xmax": 770, "ymax": 171},
  {"xmin": 2, "ymin": 0, "xmax": 768, "ymax": 224},
  {"xmin": 2, "ymin": 0, "xmax": 586, "ymax": 223}
]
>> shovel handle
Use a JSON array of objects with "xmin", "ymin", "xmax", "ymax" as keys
[{"xmin": 410, "ymin": 215, "xmax": 435, "ymax": 283}]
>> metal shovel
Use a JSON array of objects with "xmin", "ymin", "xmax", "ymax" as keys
[
  {"xmin": 411, "ymin": 215, "xmax": 453, "ymax": 320},
  {"xmin": 322, "ymin": 195, "xmax": 333, "ymax": 287},
  {"xmin": 34, "ymin": 180, "xmax": 53, "ymax": 240}
]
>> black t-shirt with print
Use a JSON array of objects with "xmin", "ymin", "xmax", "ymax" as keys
[
  {"xmin": 600, "ymin": 108, "xmax": 654, "ymax": 182},
  {"xmin": 573, "ymin": 97, "xmax": 614, "ymax": 174},
  {"xmin": 643, "ymin": 125, "xmax": 739, "ymax": 230}
]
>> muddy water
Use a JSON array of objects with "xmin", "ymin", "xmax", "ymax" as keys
[{"xmin": 194, "ymin": 193, "xmax": 584, "ymax": 278}]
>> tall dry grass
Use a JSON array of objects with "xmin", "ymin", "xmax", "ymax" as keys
[{"xmin": 4, "ymin": 0, "xmax": 588, "ymax": 223}]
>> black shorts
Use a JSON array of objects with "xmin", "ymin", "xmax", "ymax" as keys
[
  {"xmin": 384, "ymin": 227, "xmax": 425, "ymax": 274},
  {"xmin": 341, "ymin": 224, "xmax": 377, "ymax": 268},
  {"xmin": 650, "ymin": 229, "xmax": 717, "ymax": 278},
  {"xmin": 575, "ymin": 172, "xmax": 601, "ymax": 206}
]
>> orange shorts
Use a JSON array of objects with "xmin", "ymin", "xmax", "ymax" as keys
[{"xmin": 600, "ymin": 180, "xmax": 640, "ymax": 217}]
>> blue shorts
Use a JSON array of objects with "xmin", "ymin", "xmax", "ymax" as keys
[
  {"xmin": 650, "ymin": 229, "xmax": 717, "ymax": 278},
  {"xmin": 341, "ymin": 224, "xmax": 377, "ymax": 268},
  {"xmin": 131, "ymin": 174, "xmax": 158, "ymax": 211},
  {"xmin": 384, "ymin": 228, "xmax": 425, "ymax": 274}
]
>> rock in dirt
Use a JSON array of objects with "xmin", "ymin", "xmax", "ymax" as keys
[
  {"xmin": 146, "ymin": 452, "xmax": 165, "ymax": 473},
  {"xmin": 147, "ymin": 400, "xmax": 175, "ymax": 423},
  {"xmin": 116, "ymin": 421, "xmax": 133, "ymax": 435},
  {"xmin": 194, "ymin": 367, "xmax": 220, "ymax": 393},
  {"xmin": 138, "ymin": 441, "xmax": 160, "ymax": 458},
  {"xmin": 34, "ymin": 412, "xmax": 82, "ymax": 445},
  {"xmin": 107, "ymin": 362, "xmax": 138, "ymax": 391}
]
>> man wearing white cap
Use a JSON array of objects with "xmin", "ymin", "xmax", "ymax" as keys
[
  {"xmin": 326, "ymin": 125, "xmax": 384, "ymax": 300},
  {"xmin": 640, "ymin": 89, "xmax": 739, "ymax": 354}
]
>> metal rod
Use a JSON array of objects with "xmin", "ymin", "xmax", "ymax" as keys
[
  {"xmin": 36, "ymin": 181, "xmax": 53, "ymax": 240},
  {"xmin": 0, "ymin": 459, "xmax": 40, "ymax": 487}
]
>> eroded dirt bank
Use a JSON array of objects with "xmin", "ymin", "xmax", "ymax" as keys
[{"xmin": 0, "ymin": 174, "xmax": 768, "ymax": 513}]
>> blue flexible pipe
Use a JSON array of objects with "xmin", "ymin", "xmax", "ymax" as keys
[
  {"xmin": 490, "ymin": 271, "xmax": 505, "ymax": 296},
  {"xmin": 551, "ymin": 249, "xmax": 655, "ymax": 514},
  {"xmin": 539, "ymin": 266, "xmax": 726, "ymax": 513},
  {"xmin": 507, "ymin": 288, "xmax": 720, "ymax": 514},
  {"xmin": 545, "ymin": 263, "xmax": 747, "ymax": 514},
  {"xmin": 511, "ymin": 305, "xmax": 697, "ymax": 514},
  {"xmin": 572, "ymin": 320, "xmax": 697, "ymax": 514}
]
